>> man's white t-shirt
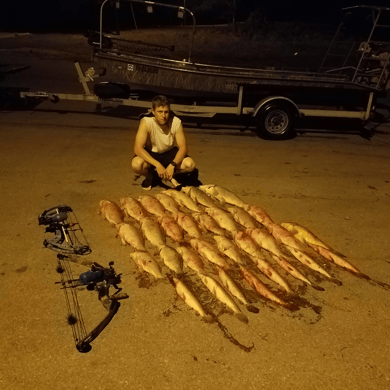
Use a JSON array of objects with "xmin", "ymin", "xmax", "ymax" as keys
[{"xmin": 143, "ymin": 116, "xmax": 181, "ymax": 153}]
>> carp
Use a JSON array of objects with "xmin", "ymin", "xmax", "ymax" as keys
[
  {"xmin": 117, "ymin": 222, "xmax": 146, "ymax": 251},
  {"xmin": 233, "ymin": 231, "xmax": 263, "ymax": 258},
  {"xmin": 244, "ymin": 204, "xmax": 273, "ymax": 227},
  {"xmin": 246, "ymin": 227, "xmax": 314, "ymax": 287},
  {"xmin": 240, "ymin": 266, "xmax": 289, "ymax": 307},
  {"xmin": 199, "ymin": 185, "xmax": 246, "ymax": 207},
  {"xmin": 193, "ymin": 212, "xmax": 226, "ymax": 236},
  {"xmin": 281, "ymin": 222, "xmax": 332, "ymax": 250},
  {"xmin": 182, "ymin": 186, "xmax": 219, "ymax": 208},
  {"xmin": 161, "ymin": 189, "xmax": 201, "ymax": 212},
  {"xmin": 266, "ymin": 222, "xmax": 309, "ymax": 252},
  {"xmin": 172, "ymin": 277, "xmax": 213, "ymax": 322},
  {"xmin": 190, "ymin": 238, "xmax": 230, "ymax": 270},
  {"xmin": 138, "ymin": 195, "xmax": 166, "ymax": 217},
  {"xmin": 130, "ymin": 251, "xmax": 163, "ymax": 279},
  {"xmin": 140, "ymin": 217, "xmax": 166, "ymax": 248},
  {"xmin": 159, "ymin": 245, "xmax": 183, "ymax": 274},
  {"xmin": 176, "ymin": 246, "xmax": 205, "ymax": 274},
  {"xmin": 218, "ymin": 269, "xmax": 259, "ymax": 313},
  {"xmin": 227, "ymin": 205, "xmax": 258, "ymax": 228},
  {"xmin": 280, "ymin": 222, "xmax": 365, "ymax": 278},
  {"xmin": 99, "ymin": 200, "xmax": 125, "ymax": 227},
  {"xmin": 174, "ymin": 212, "xmax": 203, "ymax": 238},
  {"xmin": 158, "ymin": 215, "xmax": 185, "ymax": 243},
  {"xmin": 267, "ymin": 223, "xmax": 333, "ymax": 279},
  {"xmin": 120, "ymin": 196, "xmax": 148, "ymax": 221},
  {"xmin": 205, "ymin": 207, "xmax": 238, "ymax": 233},
  {"xmin": 309, "ymin": 243, "xmax": 364, "ymax": 276},
  {"xmin": 198, "ymin": 273, "xmax": 248, "ymax": 323},
  {"xmin": 233, "ymin": 231, "xmax": 292, "ymax": 292},
  {"xmin": 155, "ymin": 193, "xmax": 181, "ymax": 214},
  {"xmin": 213, "ymin": 235, "xmax": 245, "ymax": 265}
]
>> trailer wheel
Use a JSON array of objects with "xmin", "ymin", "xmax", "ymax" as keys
[{"xmin": 255, "ymin": 102, "xmax": 295, "ymax": 140}]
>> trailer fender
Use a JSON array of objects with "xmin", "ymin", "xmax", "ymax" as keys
[{"xmin": 252, "ymin": 96, "xmax": 301, "ymax": 118}]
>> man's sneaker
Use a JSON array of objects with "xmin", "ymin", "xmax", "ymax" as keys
[{"xmin": 141, "ymin": 168, "xmax": 154, "ymax": 190}]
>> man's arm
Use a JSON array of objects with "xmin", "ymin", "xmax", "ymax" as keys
[
  {"xmin": 165, "ymin": 124, "xmax": 188, "ymax": 180},
  {"xmin": 134, "ymin": 119, "xmax": 166, "ymax": 175}
]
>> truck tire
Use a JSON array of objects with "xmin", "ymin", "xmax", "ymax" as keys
[{"xmin": 255, "ymin": 102, "xmax": 295, "ymax": 140}]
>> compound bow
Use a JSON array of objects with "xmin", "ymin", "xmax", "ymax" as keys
[{"xmin": 39, "ymin": 205, "xmax": 128, "ymax": 353}]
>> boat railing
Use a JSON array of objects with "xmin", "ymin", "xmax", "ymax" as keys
[
  {"xmin": 319, "ymin": 5, "xmax": 390, "ymax": 91},
  {"xmin": 99, "ymin": 0, "xmax": 196, "ymax": 62}
]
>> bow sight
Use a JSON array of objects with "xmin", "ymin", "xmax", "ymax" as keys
[
  {"xmin": 39, "ymin": 204, "xmax": 128, "ymax": 353},
  {"xmin": 38, "ymin": 205, "xmax": 91, "ymax": 255}
]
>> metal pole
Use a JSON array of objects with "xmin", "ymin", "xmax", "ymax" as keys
[{"xmin": 100, "ymin": 0, "xmax": 109, "ymax": 49}]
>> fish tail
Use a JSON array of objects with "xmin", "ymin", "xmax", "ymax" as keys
[
  {"xmin": 246, "ymin": 304, "xmax": 260, "ymax": 314},
  {"xmin": 235, "ymin": 313, "xmax": 249, "ymax": 324}
]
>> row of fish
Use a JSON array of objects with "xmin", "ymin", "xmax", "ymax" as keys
[{"xmin": 98, "ymin": 184, "xmax": 367, "ymax": 322}]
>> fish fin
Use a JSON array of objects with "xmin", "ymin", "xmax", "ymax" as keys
[{"xmin": 235, "ymin": 313, "xmax": 249, "ymax": 324}]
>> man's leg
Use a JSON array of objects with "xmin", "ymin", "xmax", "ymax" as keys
[
  {"xmin": 131, "ymin": 156, "xmax": 156, "ymax": 190},
  {"xmin": 131, "ymin": 156, "xmax": 150, "ymax": 176},
  {"xmin": 177, "ymin": 157, "xmax": 196, "ymax": 173}
]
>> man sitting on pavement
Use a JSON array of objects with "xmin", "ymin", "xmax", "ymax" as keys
[{"xmin": 132, "ymin": 95, "xmax": 197, "ymax": 190}]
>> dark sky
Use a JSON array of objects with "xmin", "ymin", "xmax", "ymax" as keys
[{"xmin": 1, "ymin": 0, "xmax": 390, "ymax": 31}]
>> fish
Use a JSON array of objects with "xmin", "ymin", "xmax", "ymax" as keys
[
  {"xmin": 190, "ymin": 238, "xmax": 230, "ymax": 270},
  {"xmin": 155, "ymin": 193, "xmax": 181, "ymax": 214},
  {"xmin": 174, "ymin": 212, "xmax": 203, "ymax": 238},
  {"xmin": 138, "ymin": 195, "xmax": 167, "ymax": 217},
  {"xmin": 248, "ymin": 253, "xmax": 292, "ymax": 293},
  {"xmin": 280, "ymin": 222, "xmax": 365, "ymax": 278},
  {"xmin": 282, "ymin": 222, "xmax": 365, "ymax": 275},
  {"xmin": 192, "ymin": 212, "xmax": 227, "ymax": 236},
  {"xmin": 309, "ymin": 243, "xmax": 365, "ymax": 277},
  {"xmin": 246, "ymin": 227, "xmax": 314, "ymax": 287},
  {"xmin": 158, "ymin": 215, "xmax": 185, "ymax": 243},
  {"xmin": 130, "ymin": 251, "xmax": 163, "ymax": 279},
  {"xmin": 240, "ymin": 266, "xmax": 289, "ymax": 308},
  {"xmin": 218, "ymin": 269, "xmax": 259, "ymax": 313},
  {"xmin": 117, "ymin": 222, "xmax": 146, "ymax": 251},
  {"xmin": 176, "ymin": 246, "xmax": 205, "ymax": 274},
  {"xmin": 199, "ymin": 184, "xmax": 246, "ymax": 207},
  {"xmin": 267, "ymin": 223, "xmax": 333, "ymax": 279},
  {"xmin": 198, "ymin": 273, "xmax": 248, "ymax": 323},
  {"xmin": 182, "ymin": 186, "xmax": 219, "ymax": 208},
  {"xmin": 159, "ymin": 245, "xmax": 183, "ymax": 274},
  {"xmin": 204, "ymin": 207, "xmax": 238, "ymax": 233},
  {"xmin": 99, "ymin": 200, "xmax": 125, "ymax": 227},
  {"xmin": 281, "ymin": 222, "xmax": 332, "ymax": 250},
  {"xmin": 161, "ymin": 189, "xmax": 201, "ymax": 212},
  {"xmin": 120, "ymin": 196, "xmax": 148, "ymax": 221},
  {"xmin": 172, "ymin": 276, "xmax": 213, "ymax": 322},
  {"xmin": 233, "ymin": 231, "xmax": 263, "ymax": 258},
  {"xmin": 140, "ymin": 217, "xmax": 166, "ymax": 248},
  {"xmin": 213, "ymin": 235, "xmax": 245, "ymax": 265},
  {"xmin": 227, "ymin": 205, "xmax": 258, "ymax": 228},
  {"xmin": 233, "ymin": 231, "xmax": 292, "ymax": 292},
  {"xmin": 243, "ymin": 204, "xmax": 273, "ymax": 227}
]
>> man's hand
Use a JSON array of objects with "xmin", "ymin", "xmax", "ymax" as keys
[
  {"xmin": 155, "ymin": 164, "xmax": 175, "ymax": 181},
  {"xmin": 165, "ymin": 164, "xmax": 175, "ymax": 181}
]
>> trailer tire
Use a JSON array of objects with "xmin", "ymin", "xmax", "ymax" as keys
[{"xmin": 255, "ymin": 102, "xmax": 296, "ymax": 140}]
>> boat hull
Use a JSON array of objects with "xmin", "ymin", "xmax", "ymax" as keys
[{"xmin": 93, "ymin": 50, "xmax": 378, "ymax": 107}]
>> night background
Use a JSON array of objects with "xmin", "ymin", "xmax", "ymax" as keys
[{"xmin": 1, "ymin": 0, "xmax": 390, "ymax": 32}]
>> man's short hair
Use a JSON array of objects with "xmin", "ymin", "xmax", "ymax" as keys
[{"xmin": 152, "ymin": 95, "xmax": 170, "ymax": 110}]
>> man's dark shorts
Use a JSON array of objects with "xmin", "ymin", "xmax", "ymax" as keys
[{"xmin": 133, "ymin": 146, "xmax": 188, "ymax": 168}]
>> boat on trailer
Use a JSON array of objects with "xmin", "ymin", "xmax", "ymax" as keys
[
  {"xmin": 91, "ymin": 1, "xmax": 390, "ymax": 108},
  {"xmin": 20, "ymin": 2, "xmax": 390, "ymax": 140}
]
